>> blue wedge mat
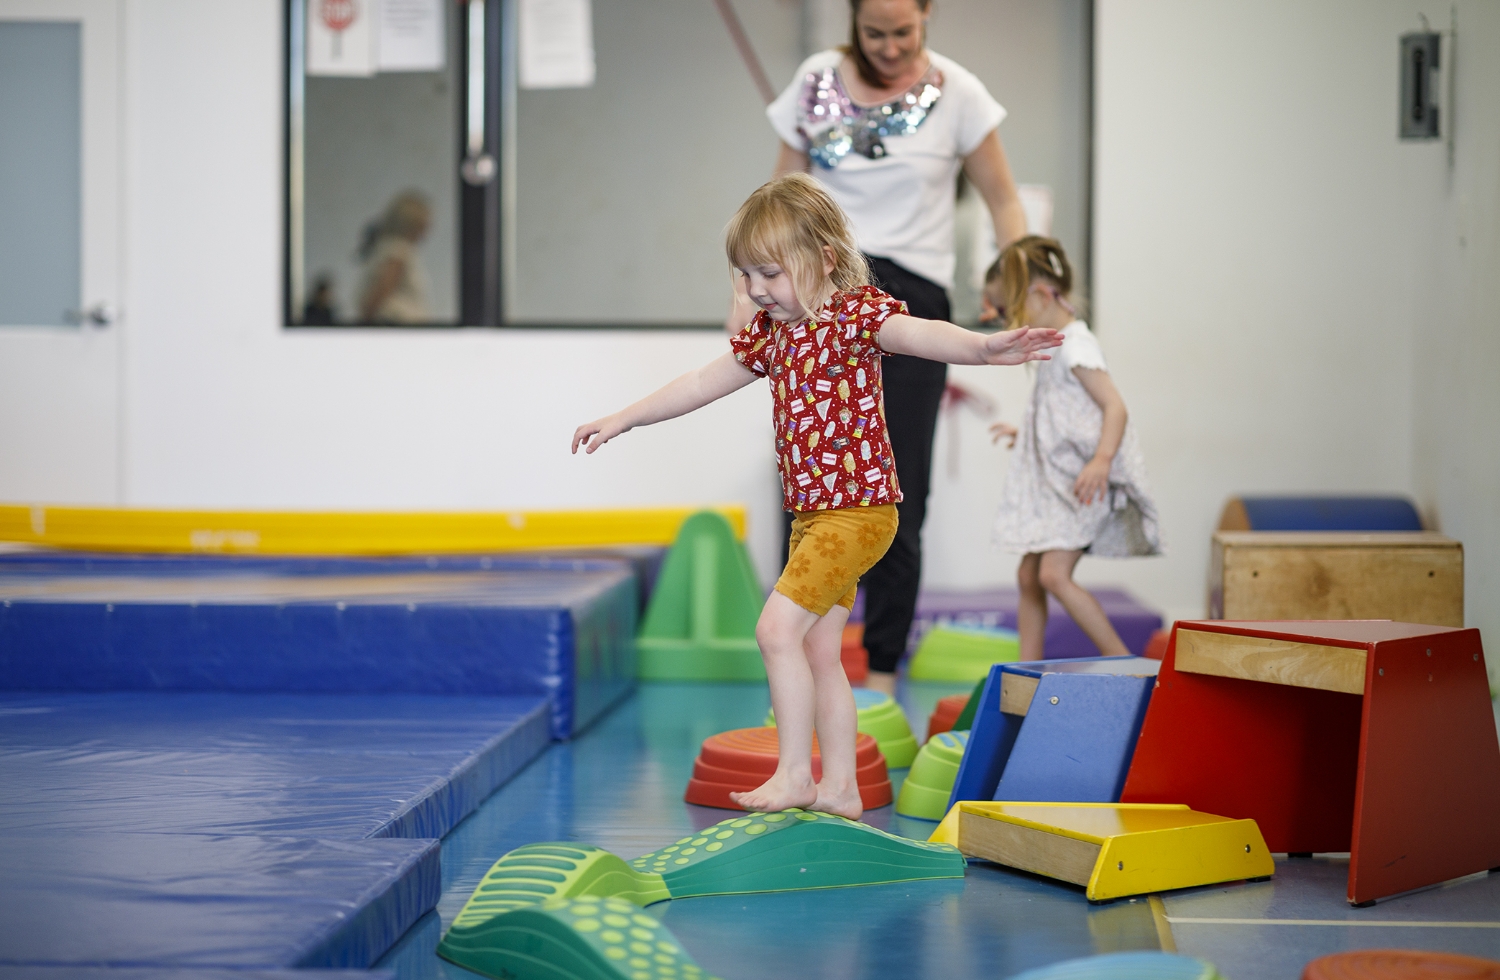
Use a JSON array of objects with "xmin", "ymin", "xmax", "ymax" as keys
[
  {"xmin": 0, "ymin": 565, "xmax": 635, "ymax": 739},
  {"xmin": 0, "ymin": 971, "xmax": 391, "ymax": 979},
  {"xmin": 1236, "ymin": 495, "xmax": 1423, "ymax": 531},
  {"xmin": 0, "ymin": 832, "xmax": 437, "ymax": 969},
  {"xmin": 0, "ymin": 691, "xmax": 550, "ymax": 839}
]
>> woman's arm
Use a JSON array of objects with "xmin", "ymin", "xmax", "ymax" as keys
[
  {"xmin": 572, "ymin": 353, "xmax": 758, "ymax": 454},
  {"xmin": 774, "ymin": 141, "xmax": 810, "ymax": 176},
  {"xmin": 878, "ymin": 314, "xmax": 1060, "ymax": 366},
  {"xmin": 1071, "ymin": 368, "xmax": 1128, "ymax": 505},
  {"xmin": 963, "ymin": 130, "xmax": 1028, "ymax": 250}
]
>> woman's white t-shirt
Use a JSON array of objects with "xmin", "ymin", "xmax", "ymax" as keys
[{"xmin": 767, "ymin": 50, "xmax": 1005, "ymax": 291}]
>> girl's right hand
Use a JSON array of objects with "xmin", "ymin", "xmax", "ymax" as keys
[
  {"xmin": 571, "ymin": 415, "xmax": 630, "ymax": 454},
  {"xmin": 989, "ymin": 422, "xmax": 1018, "ymax": 449}
]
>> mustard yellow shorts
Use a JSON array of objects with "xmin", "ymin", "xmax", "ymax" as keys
[{"xmin": 773, "ymin": 504, "xmax": 899, "ymax": 616}]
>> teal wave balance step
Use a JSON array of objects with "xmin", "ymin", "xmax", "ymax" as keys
[
  {"xmin": 630, "ymin": 808, "xmax": 964, "ymax": 898},
  {"xmin": 441, "ymin": 894, "xmax": 721, "ymax": 980}
]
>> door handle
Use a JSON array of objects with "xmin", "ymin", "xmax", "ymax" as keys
[
  {"xmin": 66, "ymin": 303, "xmax": 114, "ymax": 327},
  {"xmin": 461, "ymin": 0, "xmax": 496, "ymax": 185}
]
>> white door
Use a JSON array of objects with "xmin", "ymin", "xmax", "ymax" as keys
[{"xmin": 0, "ymin": 0, "xmax": 121, "ymax": 504}]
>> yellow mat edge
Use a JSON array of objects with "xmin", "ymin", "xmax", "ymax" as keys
[{"xmin": 0, "ymin": 503, "xmax": 748, "ymax": 554}]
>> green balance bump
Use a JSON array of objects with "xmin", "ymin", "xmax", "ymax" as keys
[
  {"xmin": 907, "ymin": 625, "xmax": 1020, "ymax": 682},
  {"xmin": 766, "ymin": 689, "xmax": 919, "ymax": 768},
  {"xmin": 440, "ymin": 895, "xmax": 722, "ymax": 980},
  {"xmin": 895, "ymin": 730, "xmax": 970, "ymax": 820},
  {"xmin": 630, "ymin": 809, "xmax": 964, "ymax": 898},
  {"xmin": 636, "ymin": 510, "xmax": 766, "ymax": 681}
]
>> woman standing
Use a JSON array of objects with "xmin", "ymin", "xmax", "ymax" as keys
[{"xmin": 754, "ymin": 0, "xmax": 1028, "ymax": 695}]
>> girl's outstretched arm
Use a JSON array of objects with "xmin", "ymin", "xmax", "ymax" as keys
[
  {"xmin": 878, "ymin": 314, "xmax": 1061, "ymax": 366},
  {"xmin": 571, "ymin": 352, "xmax": 757, "ymax": 454},
  {"xmin": 1071, "ymin": 367, "xmax": 1128, "ymax": 505}
]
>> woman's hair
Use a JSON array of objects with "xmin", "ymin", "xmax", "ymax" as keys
[
  {"xmin": 987, "ymin": 235, "xmax": 1084, "ymax": 330},
  {"xmin": 725, "ymin": 172, "xmax": 869, "ymax": 316},
  {"xmin": 357, "ymin": 189, "xmax": 431, "ymax": 260},
  {"xmin": 843, "ymin": 0, "xmax": 932, "ymax": 89}
]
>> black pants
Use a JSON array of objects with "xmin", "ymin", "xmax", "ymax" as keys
[{"xmin": 782, "ymin": 256, "xmax": 949, "ymax": 673}]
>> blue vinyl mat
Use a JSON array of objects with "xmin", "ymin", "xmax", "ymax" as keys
[
  {"xmin": 0, "ymin": 562, "xmax": 636, "ymax": 739},
  {"xmin": 0, "ymin": 692, "xmax": 550, "ymax": 839},
  {"xmin": 0, "ymin": 832, "xmax": 437, "ymax": 969},
  {"xmin": 0, "ymin": 972, "xmax": 391, "ymax": 980}
]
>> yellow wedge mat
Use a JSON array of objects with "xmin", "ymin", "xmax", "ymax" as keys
[
  {"xmin": 0, "ymin": 503, "xmax": 747, "ymax": 555},
  {"xmin": 935, "ymin": 801, "xmax": 1273, "ymax": 902}
]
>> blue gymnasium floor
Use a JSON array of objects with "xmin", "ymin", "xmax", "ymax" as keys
[{"xmin": 378, "ymin": 682, "xmax": 1500, "ymax": 980}]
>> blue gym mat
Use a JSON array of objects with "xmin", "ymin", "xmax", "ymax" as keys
[
  {"xmin": 0, "ymin": 972, "xmax": 390, "ymax": 980},
  {"xmin": 0, "ymin": 563, "xmax": 636, "ymax": 739},
  {"xmin": 0, "ymin": 691, "xmax": 550, "ymax": 839},
  {"xmin": 0, "ymin": 832, "xmax": 437, "ymax": 969}
]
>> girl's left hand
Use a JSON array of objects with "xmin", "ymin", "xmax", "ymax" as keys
[
  {"xmin": 980, "ymin": 326, "xmax": 1062, "ymax": 365},
  {"xmin": 1074, "ymin": 457, "xmax": 1112, "ymax": 505}
]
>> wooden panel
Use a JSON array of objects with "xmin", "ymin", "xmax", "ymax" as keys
[
  {"xmin": 1213, "ymin": 533, "xmax": 1463, "ymax": 627},
  {"xmin": 999, "ymin": 673, "xmax": 1039, "ymax": 716},
  {"xmin": 1175, "ymin": 629, "xmax": 1366, "ymax": 695},
  {"xmin": 958, "ymin": 809, "xmax": 1101, "ymax": 886}
]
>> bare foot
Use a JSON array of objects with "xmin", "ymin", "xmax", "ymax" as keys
[
  {"xmin": 729, "ymin": 770, "xmax": 817, "ymax": 813},
  {"xmin": 811, "ymin": 780, "xmax": 863, "ymax": 820}
]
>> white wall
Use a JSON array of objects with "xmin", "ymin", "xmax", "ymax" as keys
[
  {"xmin": 104, "ymin": 0, "xmax": 1498, "ymax": 655},
  {"xmin": 1405, "ymin": 1, "xmax": 1500, "ymax": 689}
]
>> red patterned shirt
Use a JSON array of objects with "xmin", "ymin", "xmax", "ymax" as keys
[{"xmin": 730, "ymin": 286, "xmax": 906, "ymax": 513}]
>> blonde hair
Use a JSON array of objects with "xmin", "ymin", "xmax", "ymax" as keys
[
  {"xmin": 986, "ymin": 235, "xmax": 1085, "ymax": 330},
  {"xmin": 725, "ymin": 172, "xmax": 868, "ymax": 317}
]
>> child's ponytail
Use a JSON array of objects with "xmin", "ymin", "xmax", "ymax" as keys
[{"xmin": 990, "ymin": 235, "xmax": 1081, "ymax": 331}]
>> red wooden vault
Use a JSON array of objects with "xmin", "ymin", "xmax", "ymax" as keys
[{"xmin": 1121, "ymin": 620, "xmax": 1500, "ymax": 905}]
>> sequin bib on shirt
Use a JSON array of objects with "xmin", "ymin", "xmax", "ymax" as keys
[{"xmin": 730, "ymin": 286, "xmax": 906, "ymax": 512}]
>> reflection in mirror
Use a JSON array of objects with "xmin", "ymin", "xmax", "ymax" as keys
[{"xmin": 289, "ymin": 0, "xmax": 461, "ymax": 326}]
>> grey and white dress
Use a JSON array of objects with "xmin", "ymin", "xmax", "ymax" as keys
[{"xmin": 993, "ymin": 321, "xmax": 1162, "ymax": 557}]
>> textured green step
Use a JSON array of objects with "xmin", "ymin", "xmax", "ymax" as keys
[
  {"xmin": 440, "ymin": 894, "xmax": 721, "ymax": 980},
  {"xmin": 445, "ymin": 842, "xmax": 670, "ymax": 931},
  {"xmin": 629, "ymin": 808, "xmax": 964, "ymax": 898},
  {"xmin": 765, "ymin": 688, "xmax": 919, "ymax": 768},
  {"xmin": 896, "ymin": 730, "xmax": 970, "ymax": 820}
]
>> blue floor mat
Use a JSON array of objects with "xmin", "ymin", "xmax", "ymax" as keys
[
  {"xmin": 0, "ymin": 564, "xmax": 636, "ymax": 738},
  {"xmin": 0, "ymin": 972, "xmax": 390, "ymax": 980},
  {"xmin": 0, "ymin": 832, "xmax": 438, "ymax": 969},
  {"xmin": 0, "ymin": 692, "xmax": 550, "ymax": 839}
]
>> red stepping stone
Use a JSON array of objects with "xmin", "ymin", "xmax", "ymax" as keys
[
  {"xmin": 684, "ymin": 726, "xmax": 892, "ymax": 810},
  {"xmin": 926, "ymin": 693, "xmax": 970, "ymax": 742},
  {"xmin": 1303, "ymin": 951, "xmax": 1500, "ymax": 980}
]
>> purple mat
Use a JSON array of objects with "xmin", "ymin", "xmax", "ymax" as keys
[{"xmin": 853, "ymin": 587, "xmax": 1163, "ymax": 660}]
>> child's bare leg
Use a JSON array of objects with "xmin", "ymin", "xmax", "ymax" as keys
[
  {"xmin": 729, "ymin": 592, "xmax": 822, "ymax": 812},
  {"xmin": 1037, "ymin": 550, "xmax": 1131, "ymax": 657},
  {"xmin": 1016, "ymin": 553, "xmax": 1048, "ymax": 661},
  {"xmin": 803, "ymin": 603, "xmax": 861, "ymax": 819}
]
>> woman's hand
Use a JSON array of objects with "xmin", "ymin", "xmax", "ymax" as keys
[
  {"xmin": 571, "ymin": 414, "xmax": 630, "ymax": 454},
  {"xmin": 980, "ymin": 326, "xmax": 1062, "ymax": 365},
  {"xmin": 989, "ymin": 422, "xmax": 1018, "ymax": 449},
  {"xmin": 1074, "ymin": 456, "xmax": 1112, "ymax": 505}
]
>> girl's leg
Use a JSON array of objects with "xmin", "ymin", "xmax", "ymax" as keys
[
  {"xmin": 1036, "ymin": 550, "xmax": 1132, "ymax": 657},
  {"xmin": 802, "ymin": 603, "xmax": 860, "ymax": 819},
  {"xmin": 729, "ymin": 591, "xmax": 823, "ymax": 812},
  {"xmin": 1016, "ymin": 553, "xmax": 1047, "ymax": 661}
]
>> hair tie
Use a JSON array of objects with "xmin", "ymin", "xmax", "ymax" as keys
[{"xmin": 1048, "ymin": 251, "xmax": 1063, "ymax": 277}]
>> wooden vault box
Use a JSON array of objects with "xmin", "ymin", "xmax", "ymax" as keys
[{"xmin": 1210, "ymin": 531, "xmax": 1462, "ymax": 626}]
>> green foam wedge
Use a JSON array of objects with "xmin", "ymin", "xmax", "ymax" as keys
[
  {"xmin": 441, "ymin": 894, "xmax": 721, "ymax": 980},
  {"xmin": 630, "ymin": 808, "xmax": 964, "ymax": 898}
]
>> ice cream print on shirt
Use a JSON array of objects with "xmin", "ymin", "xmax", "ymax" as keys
[{"xmin": 730, "ymin": 286, "xmax": 906, "ymax": 512}]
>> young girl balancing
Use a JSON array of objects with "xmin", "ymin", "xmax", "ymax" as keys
[
  {"xmin": 572, "ymin": 174, "xmax": 1061, "ymax": 818},
  {"xmin": 986, "ymin": 236, "xmax": 1162, "ymax": 661}
]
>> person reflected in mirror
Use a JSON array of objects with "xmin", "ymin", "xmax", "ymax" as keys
[
  {"xmin": 357, "ymin": 190, "xmax": 432, "ymax": 324},
  {"xmin": 302, "ymin": 273, "xmax": 338, "ymax": 325}
]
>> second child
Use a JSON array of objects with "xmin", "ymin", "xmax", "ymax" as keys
[
  {"xmin": 573, "ymin": 174, "xmax": 1060, "ymax": 817},
  {"xmin": 985, "ymin": 236, "xmax": 1162, "ymax": 661}
]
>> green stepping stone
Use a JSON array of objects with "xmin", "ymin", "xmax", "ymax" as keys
[
  {"xmin": 445, "ymin": 843, "xmax": 671, "ymax": 930},
  {"xmin": 629, "ymin": 808, "xmax": 964, "ymax": 898},
  {"xmin": 440, "ymin": 894, "xmax": 722, "ymax": 980},
  {"xmin": 765, "ymin": 689, "xmax": 919, "ymax": 768},
  {"xmin": 907, "ymin": 624, "xmax": 1020, "ymax": 681},
  {"xmin": 896, "ymin": 730, "xmax": 970, "ymax": 820}
]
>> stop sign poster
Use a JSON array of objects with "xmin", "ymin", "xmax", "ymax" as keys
[{"xmin": 308, "ymin": 0, "xmax": 374, "ymax": 76}]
